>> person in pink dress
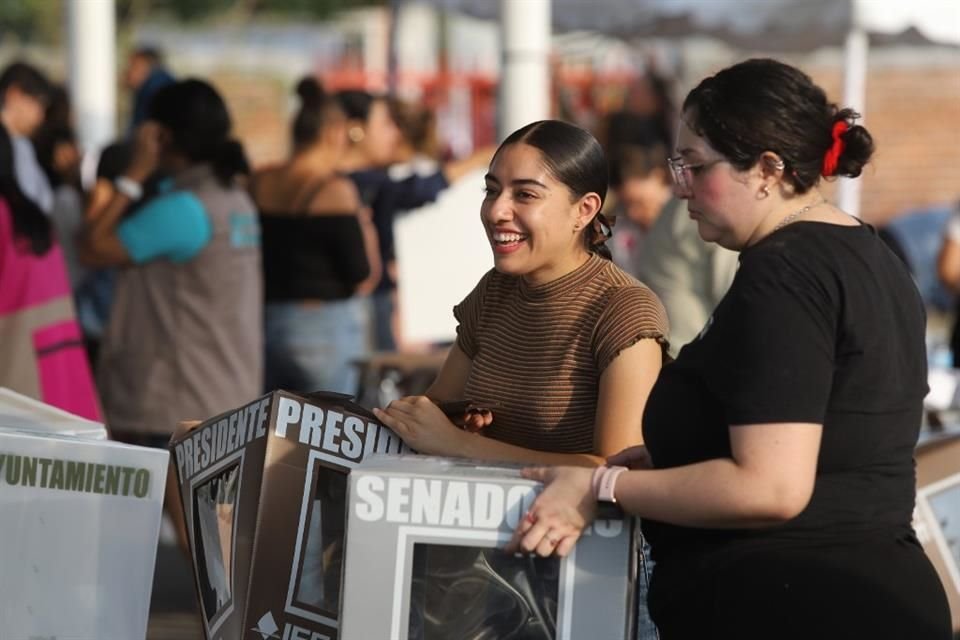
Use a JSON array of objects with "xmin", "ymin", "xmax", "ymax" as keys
[{"xmin": 0, "ymin": 124, "xmax": 100, "ymax": 421}]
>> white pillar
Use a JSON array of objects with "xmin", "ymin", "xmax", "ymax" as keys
[
  {"xmin": 67, "ymin": 0, "xmax": 117, "ymax": 154},
  {"xmin": 837, "ymin": 21, "xmax": 868, "ymax": 218},
  {"xmin": 498, "ymin": 0, "xmax": 551, "ymax": 140},
  {"xmin": 363, "ymin": 7, "xmax": 391, "ymax": 89}
]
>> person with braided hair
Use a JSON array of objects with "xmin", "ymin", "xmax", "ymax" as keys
[{"xmin": 509, "ymin": 59, "xmax": 951, "ymax": 639}]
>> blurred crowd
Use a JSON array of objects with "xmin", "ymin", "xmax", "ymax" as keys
[
  {"xmin": 0, "ymin": 47, "xmax": 956, "ymax": 438},
  {"xmin": 3, "ymin": 43, "xmax": 958, "ymax": 640}
]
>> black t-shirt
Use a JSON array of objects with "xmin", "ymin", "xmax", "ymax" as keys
[
  {"xmin": 260, "ymin": 213, "xmax": 370, "ymax": 302},
  {"xmin": 641, "ymin": 221, "xmax": 928, "ymax": 562}
]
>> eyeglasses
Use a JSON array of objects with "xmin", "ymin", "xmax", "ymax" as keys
[{"xmin": 667, "ymin": 156, "xmax": 726, "ymax": 198}]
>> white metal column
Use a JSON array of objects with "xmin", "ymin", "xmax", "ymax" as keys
[
  {"xmin": 499, "ymin": 0, "xmax": 551, "ymax": 140},
  {"xmin": 837, "ymin": 4, "xmax": 868, "ymax": 218},
  {"xmin": 67, "ymin": 0, "xmax": 117, "ymax": 154}
]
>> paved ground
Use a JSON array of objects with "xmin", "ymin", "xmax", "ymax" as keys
[
  {"xmin": 146, "ymin": 541, "xmax": 204, "ymax": 640},
  {"xmin": 147, "ymin": 612, "xmax": 203, "ymax": 640}
]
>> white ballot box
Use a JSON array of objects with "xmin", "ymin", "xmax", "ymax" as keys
[
  {"xmin": 0, "ymin": 386, "xmax": 108, "ymax": 439},
  {"xmin": 340, "ymin": 456, "xmax": 638, "ymax": 640},
  {"xmin": 0, "ymin": 389, "xmax": 168, "ymax": 640},
  {"xmin": 915, "ymin": 427, "xmax": 960, "ymax": 632}
]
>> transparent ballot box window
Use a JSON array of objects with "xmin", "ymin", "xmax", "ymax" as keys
[
  {"xmin": 193, "ymin": 463, "xmax": 240, "ymax": 623},
  {"xmin": 292, "ymin": 463, "xmax": 348, "ymax": 617},
  {"xmin": 408, "ymin": 543, "xmax": 559, "ymax": 640}
]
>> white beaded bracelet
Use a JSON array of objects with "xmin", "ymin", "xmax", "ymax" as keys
[{"xmin": 114, "ymin": 176, "xmax": 143, "ymax": 201}]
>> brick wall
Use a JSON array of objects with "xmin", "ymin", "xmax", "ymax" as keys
[
  {"xmin": 146, "ymin": 41, "xmax": 960, "ymax": 227},
  {"xmin": 805, "ymin": 63, "xmax": 960, "ymax": 224},
  {"xmin": 206, "ymin": 71, "xmax": 292, "ymax": 169}
]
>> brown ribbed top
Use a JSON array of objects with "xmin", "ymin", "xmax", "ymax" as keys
[{"xmin": 455, "ymin": 253, "xmax": 668, "ymax": 454}]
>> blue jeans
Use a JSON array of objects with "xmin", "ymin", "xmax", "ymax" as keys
[
  {"xmin": 371, "ymin": 289, "xmax": 396, "ymax": 351},
  {"xmin": 264, "ymin": 298, "xmax": 371, "ymax": 396},
  {"xmin": 75, "ymin": 268, "xmax": 116, "ymax": 339}
]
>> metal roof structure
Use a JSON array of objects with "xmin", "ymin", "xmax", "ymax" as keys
[{"xmin": 422, "ymin": 0, "xmax": 960, "ymax": 49}]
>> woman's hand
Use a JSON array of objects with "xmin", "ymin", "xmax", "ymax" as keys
[
  {"xmin": 506, "ymin": 466, "xmax": 597, "ymax": 557},
  {"xmin": 456, "ymin": 407, "xmax": 494, "ymax": 432},
  {"xmin": 372, "ymin": 395, "xmax": 470, "ymax": 456},
  {"xmin": 607, "ymin": 444, "xmax": 653, "ymax": 470}
]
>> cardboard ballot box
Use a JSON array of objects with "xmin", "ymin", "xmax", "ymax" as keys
[
  {"xmin": 340, "ymin": 456, "xmax": 638, "ymax": 640},
  {"xmin": 915, "ymin": 427, "xmax": 960, "ymax": 631},
  {"xmin": 0, "ymin": 388, "xmax": 168, "ymax": 640},
  {"xmin": 171, "ymin": 390, "xmax": 411, "ymax": 640}
]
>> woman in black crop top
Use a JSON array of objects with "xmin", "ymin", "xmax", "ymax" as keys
[
  {"xmin": 507, "ymin": 59, "xmax": 951, "ymax": 639},
  {"xmin": 251, "ymin": 77, "xmax": 379, "ymax": 396}
]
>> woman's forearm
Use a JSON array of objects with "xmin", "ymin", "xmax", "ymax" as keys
[
  {"xmin": 615, "ymin": 458, "xmax": 810, "ymax": 529},
  {"xmin": 78, "ymin": 182, "xmax": 134, "ymax": 267},
  {"xmin": 354, "ymin": 209, "xmax": 382, "ymax": 295}
]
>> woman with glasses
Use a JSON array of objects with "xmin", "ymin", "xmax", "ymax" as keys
[{"xmin": 509, "ymin": 59, "xmax": 951, "ymax": 639}]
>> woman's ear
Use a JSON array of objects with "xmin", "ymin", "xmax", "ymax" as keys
[
  {"xmin": 576, "ymin": 192, "xmax": 602, "ymax": 229},
  {"xmin": 757, "ymin": 151, "xmax": 785, "ymax": 180},
  {"xmin": 756, "ymin": 150, "xmax": 786, "ymax": 196}
]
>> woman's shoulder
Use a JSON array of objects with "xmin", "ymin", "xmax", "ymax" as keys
[
  {"xmin": 744, "ymin": 221, "xmax": 868, "ymax": 281},
  {"xmin": 305, "ymin": 175, "xmax": 361, "ymax": 215},
  {"xmin": 473, "ymin": 267, "xmax": 509, "ymax": 296},
  {"xmin": 457, "ymin": 268, "xmax": 517, "ymax": 312},
  {"xmin": 594, "ymin": 261, "xmax": 669, "ymax": 324},
  {"xmin": 249, "ymin": 164, "xmax": 284, "ymax": 194},
  {"xmin": 598, "ymin": 258, "xmax": 658, "ymax": 294}
]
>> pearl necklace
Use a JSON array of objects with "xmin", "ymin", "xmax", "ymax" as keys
[{"xmin": 772, "ymin": 198, "xmax": 825, "ymax": 233}]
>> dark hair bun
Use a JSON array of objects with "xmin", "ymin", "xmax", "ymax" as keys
[
  {"xmin": 296, "ymin": 77, "xmax": 324, "ymax": 107},
  {"xmin": 832, "ymin": 108, "xmax": 874, "ymax": 179},
  {"xmin": 682, "ymin": 59, "xmax": 878, "ymax": 193}
]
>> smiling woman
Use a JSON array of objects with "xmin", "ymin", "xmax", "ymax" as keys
[
  {"xmin": 374, "ymin": 120, "xmax": 668, "ymax": 465},
  {"xmin": 373, "ymin": 119, "xmax": 669, "ymax": 639},
  {"xmin": 481, "ymin": 133, "xmax": 606, "ymax": 284}
]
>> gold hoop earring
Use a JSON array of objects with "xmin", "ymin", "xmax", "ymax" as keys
[
  {"xmin": 348, "ymin": 126, "xmax": 365, "ymax": 143},
  {"xmin": 760, "ymin": 185, "xmax": 770, "ymax": 198}
]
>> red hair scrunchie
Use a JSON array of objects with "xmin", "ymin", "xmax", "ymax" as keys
[{"xmin": 822, "ymin": 121, "xmax": 848, "ymax": 177}]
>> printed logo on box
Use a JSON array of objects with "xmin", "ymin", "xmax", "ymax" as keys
[
  {"xmin": 0, "ymin": 453, "xmax": 152, "ymax": 498},
  {"xmin": 355, "ymin": 475, "xmax": 623, "ymax": 536},
  {"xmin": 251, "ymin": 610, "xmax": 331, "ymax": 640},
  {"xmin": 272, "ymin": 396, "xmax": 411, "ymax": 464},
  {"xmin": 175, "ymin": 397, "xmax": 272, "ymax": 481},
  {"xmin": 252, "ymin": 611, "xmax": 280, "ymax": 639}
]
